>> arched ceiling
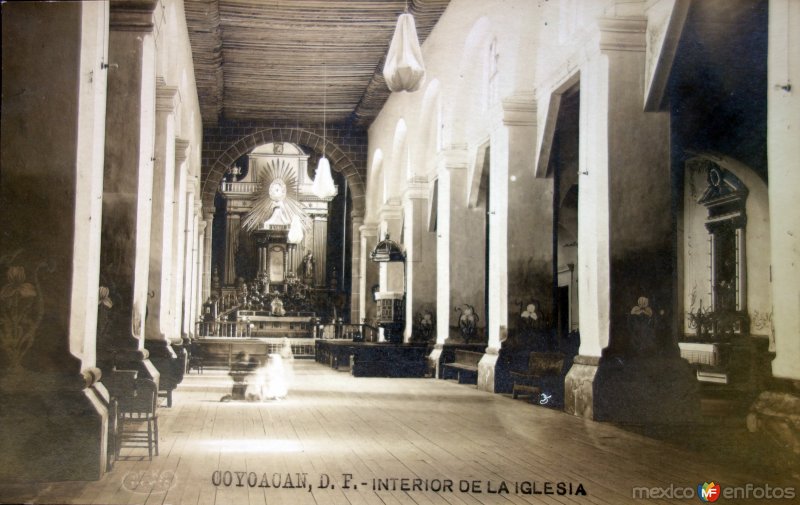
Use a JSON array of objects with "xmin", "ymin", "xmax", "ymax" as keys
[{"xmin": 184, "ymin": 0, "xmax": 450, "ymax": 127}]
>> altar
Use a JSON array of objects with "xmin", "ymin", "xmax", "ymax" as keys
[{"xmin": 236, "ymin": 312, "xmax": 316, "ymax": 337}]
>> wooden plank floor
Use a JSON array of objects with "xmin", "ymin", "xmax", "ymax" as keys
[{"xmin": 1, "ymin": 361, "xmax": 795, "ymax": 505}]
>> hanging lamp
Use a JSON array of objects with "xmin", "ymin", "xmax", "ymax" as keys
[
  {"xmin": 383, "ymin": 1, "xmax": 426, "ymax": 92},
  {"xmin": 312, "ymin": 62, "xmax": 338, "ymax": 199}
]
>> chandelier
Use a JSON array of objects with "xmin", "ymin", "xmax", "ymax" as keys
[
  {"xmin": 383, "ymin": 3, "xmax": 426, "ymax": 92},
  {"xmin": 312, "ymin": 62, "xmax": 338, "ymax": 199}
]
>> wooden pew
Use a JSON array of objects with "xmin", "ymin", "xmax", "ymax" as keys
[
  {"xmin": 510, "ymin": 352, "xmax": 565, "ymax": 403},
  {"xmin": 442, "ymin": 350, "xmax": 483, "ymax": 383}
]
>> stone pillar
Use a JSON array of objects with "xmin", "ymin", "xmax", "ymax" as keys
[
  {"xmin": 143, "ymin": 80, "xmax": 182, "ymax": 391},
  {"xmin": 378, "ymin": 203, "xmax": 404, "ymax": 342},
  {"xmin": 350, "ymin": 211, "xmax": 365, "ymax": 323},
  {"xmin": 480, "ymin": 95, "xmax": 545, "ymax": 393},
  {"xmin": 182, "ymin": 191, "xmax": 196, "ymax": 336},
  {"xmin": 403, "ymin": 178, "xmax": 437, "ymax": 342},
  {"xmin": 224, "ymin": 210, "xmax": 241, "ymax": 286},
  {"xmin": 313, "ymin": 215, "xmax": 328, "ymax": 287},
  {"xmin": 431, "ymin": 148, "xmax": 469, "ymax": 375},
  {"xmin": 196, "ymin": 219, "xmax": 207, "ymax": 327},
  {"xmin": 188, "ymin": 206, "xmax": 202, "ymax": 336},
  {"xmin": 359, "ymin": 223, "xmax": 380, "ymax": 325},
  {"xmin": 504, "ymin": 96, "xmax": 551, "ymax": 337},
  {"xmin": 0, "ymin": 1, "xmax": 109, "ymax": 481},
  {"xmin": 145, "ymin": 80, "xmax": 177, "ymax": 343},
  {"xmin": 202, "ymin": 211, "xmax": 214, "ymax": 301},
  {"xmin": 747, "ymin": 0, "xmax": 800, "ymax": 472},
  {"xmin": 170, "ymin": 139, "xmax": 189, "ymax": 337},
  {"xmin": 97, "ymin": 0, "xmax": 160, "ymax": 382},
  {"xmin": 564, "ymin": 17, "xmax": 697, "ymax": 423},
  {"xmin": 766, "ymin": 0, "xmax": 800, "ymax": 383}
]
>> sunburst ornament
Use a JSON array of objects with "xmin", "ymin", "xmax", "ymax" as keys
[{"xmin": 241, "ymin": 158, "xmax": 310, "ymax": 233}]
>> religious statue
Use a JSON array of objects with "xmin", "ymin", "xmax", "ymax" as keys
[
  {"xmin": 302, "ymin": 251, "xmax": 314, "ymax": 280},
  {"xmin": 270, "ymin": 296, "xmax": 286, "ymax": 316}
]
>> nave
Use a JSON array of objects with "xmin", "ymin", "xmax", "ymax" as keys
[{"xmin": 2, "ymin": 361, "xmax": 789, "ymax": 505}]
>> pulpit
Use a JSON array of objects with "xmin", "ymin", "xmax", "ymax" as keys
[{"xmin": 370, "ymin": 234, "xmax": 406, "ymax": 343}]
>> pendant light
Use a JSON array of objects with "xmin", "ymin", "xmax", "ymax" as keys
[
  {"xmin": 312, "ymin": 62, "xmax": 337, "ymax": 199},
  {"xmin": 383, "ymin": 1, "xmax": 426, "ymax": 92}
]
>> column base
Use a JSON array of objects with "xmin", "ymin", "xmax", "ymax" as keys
[
  {"xmin": 564, "ymin": 355, "xmax": 601, "ymax": 419},
  {"xmin": 565, "ymin": 354, "xmax": 700, "ymax": 424},
  {"xmin": 0, "ymin": 373, "xmax": 108, "ymax": 482},
  {"xmin": 428, "ymin": 344, "xmax": 444, "ymax": 378},
  {"xmin": 145, "ymin": 339, "xmax": 186, "ymax": 407},
  {"xmin": 477, "ymin": 347, "xmax": 499, "ymax": 393},
  {"xmin": 111, "ymin": 348, "xmax": 161, "ymax": 389},
  {"xmin": 747, "ymin": 387, "xmax": 800, "ymax": 477}
]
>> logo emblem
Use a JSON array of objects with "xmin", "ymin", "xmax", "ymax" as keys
[{"xmin": 698, "ymin": 482, "xmax": 721, "ymax": 502}]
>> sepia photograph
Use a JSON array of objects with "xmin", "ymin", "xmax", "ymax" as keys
[{"xmin": 1, "ymin": 0, "xmax": 798, "ymax": 503}]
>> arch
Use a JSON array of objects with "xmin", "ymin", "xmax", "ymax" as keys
[
  {"xmin": 365, "ymin": 148, "xmax": 384, "ymax": 222},
  {"xmin": 201, "ymin": 128, "xmax": 366, "ymax": 215},
  {"xmin": 387, "ymin": 118, "xmax": 409, "ymax": 200},
  {"xmin": 681, "ymin": 151, "xmax": 771, "ymax": 337},
  {"xmin": 446, "ymin": 17, "xmax": 494, "ymax": 146},
  {"xmin": 413, "ymin": 79, "xmax": 441, "ymax": 177}
]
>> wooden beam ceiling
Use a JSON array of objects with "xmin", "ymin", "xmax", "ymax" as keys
[{"xmin": 185, "ymin": 0, "xmax": 450, "ymax": 127}]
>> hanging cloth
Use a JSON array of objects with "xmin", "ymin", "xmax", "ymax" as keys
[{"xmin": 383, "ymin": 13, "xmax": 426, "ymax": 92}]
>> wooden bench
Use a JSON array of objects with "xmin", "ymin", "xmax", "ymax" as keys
[
  {"xmin": 510, "ymin": 352, "xmax": 565, "ymax": 402},
  {"xmin": 442, "ymin": 350, "xmax": 483, "ymax": 383}
]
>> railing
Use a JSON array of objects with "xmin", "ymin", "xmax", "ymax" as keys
[
  {"xmin": 196, "ymin": 321, "xmax": 379, "ymax": 342},
  {"xmin": 196, "ymin": 321, "xmax": 251, "ymax": 338},
  {"xmin": 220, "ymin": 181, "xmax": 262, "ymax": 194},
  {"xmin": 316, "ymin": 323, "xmax": 379, "ymax": 342}
]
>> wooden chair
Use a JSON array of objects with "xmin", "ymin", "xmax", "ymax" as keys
[
  {"xmin": 117, "ymin": 377, "xmax": 160, "ymax": 459},
  {"xmin": 510, "ymin": 352, "xmax": 565, "ymax": 403},
  {"xmin": 187, "ymin": 339, "xmax": 205, "ymax": 374}
]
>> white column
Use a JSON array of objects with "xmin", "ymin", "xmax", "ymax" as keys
[
  {"xmin": 487, "ymin": 109, "xmax": 509, "ymax": 353},
  {"xmin": 359, "ymin": 223, "xmax": 379, "ymax": 324},
  {"xmin": 182, "ymin": 190, "xmax": 196, "ymax": 336},
  {"xmin": 378, "ymin": 202, "xmax": 404, "ymax": 293},
  {"xmin": 378, "ymin": 203, "xmax": 403, "ymax": 342},
  {"xmin": 170, "ymin": 139, "xmax": 189, "ymax": 338},
  {"xmin": 202, "ymin": 211, "xmax": 213, "ymax": 301},
  {"xmin": 768, "ymin": 0, "xmax": 800, "ymax": 380},
  {"xmin": 145, "ymin": 81, "xmax": 177, "ymax": 342},
  {"xmin": 402, "ymin": 178, "xmax": 434, "ymax": 341},
  {"xmin": 435, "ymin": 147, "xmax": 469, "ymax": 346}
]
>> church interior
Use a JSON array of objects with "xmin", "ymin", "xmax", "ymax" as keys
[{"xmin": 1, "ymin": 0, "xmax": 799, "ymax": 503}]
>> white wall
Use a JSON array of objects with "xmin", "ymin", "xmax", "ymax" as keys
[{"xmin": 681, "ymin": 157, "xmax": 772, "ymax": 339}]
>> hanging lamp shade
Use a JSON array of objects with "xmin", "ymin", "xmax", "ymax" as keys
[
  {"xmin": 312, "ymin": 157, "xmax": 337, "ymax": 199},
  {"xmin": 383, "ymin": 12, "xmax": 426, "ymax": 92}
]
